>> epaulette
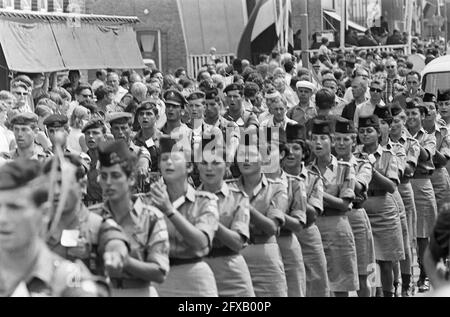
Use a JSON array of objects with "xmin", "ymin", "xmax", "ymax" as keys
[
  {"xmin": 285, "ymin": 173, "xmax": 302, "ymax": 182},
  {"xmin": 337, "ymin": 160, "xmax": 352, "ymax": 168},
  {"xmin": 226, "ymin": 182, "xmax": 249, "ymax": 198},
  {"xmin": 267, "ymin": 177, "xmax": 283, "ymax": 185},
  {"xmin": 195, "ymin": 190, "xmax": 218, "ymax": 200}
]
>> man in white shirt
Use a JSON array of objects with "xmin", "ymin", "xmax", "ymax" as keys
[
  {"xmin": 106, "ymin": 72, "xmax": 128, "ymax": 105},
  {"xmin": 261, "ymin": 93, "xmax": 296, "ymax": 130},
  {"xmin": 91, "ymin": 69, "xmax": 107, "ymax": 92},
  {"xmin": 354, "ymin": 79, "xmax": 387, "ymax": 128}
]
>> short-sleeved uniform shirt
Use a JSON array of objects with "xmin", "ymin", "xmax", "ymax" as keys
[
  {"xmin": 133, "ymin": 129, "xmax": 163, "ymax": 172},
  {"xmin": 161, "ymin": 184, "xmax": 219, "ymax": 259},
  {"xmin": 309, "ymin": 155, "xmax": 356, "ymax": 211},
  {"xmin": 355, "ymin": 145, "xmax": 400, "ymax": 189},
  {"xmin": 349, "ymin": 155, "xmax": 373, "ymax": 204},
  {"xmin": 223, "ymin": 108, "xmax": 259, "ymax": 129},
  {"xmin": 229, "ymin": 175, "xmax": 287, "ymax": 240},
  {"xmin": 385, "ymin": 140, "xmax": 407, "ymax": 177},
  {"xmin": 279, "ymin": 171, "xmax": 307, "ymax": 226},
  {"xmin": 298, "ymin": 163, "xmax": 324, "ymax": 214},
  {"xmin": 410, "ymin": 128, "xmax": 437, "ymax": 175},
  {"xmin": 96, "ymin": 196, "xmax": 170, "ymax": 277},
  {"xmin": 395, "ymin": 130, "xmax": 421, "ymax": 169},
  {"xmin": 428, "ymin": 124, "xmax": 450, "ymax": 168},
  {"xmin": 198, "ymin": 181, "xmax": 250, "ymax": 248}
]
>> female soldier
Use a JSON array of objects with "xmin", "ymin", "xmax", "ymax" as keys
[
  {"xmin": 197, "ymin": 136, "xmax": 255, "ymax": 297},
  {"xmin": 374, "ymin": 106, "xmax": 412, "ymax": 297},
  {"xmin": 228, "ymin": 133, "xmax": 288, "ymax": 297},
  {"xmin": 310, "ymin": 119, "xmax": 358, "ymax": 297},
  {"xmin": 97, "ymin": 140, "xmax": 170, "ymax": 297},
  {"xmin": 334, "ymin": 117, "xmax": 375, "ymax": 297},
  {"xmin": 389, "ymin": 104, "xmax": 420, "ymax": 296},
  {"xmin": 405, "ymin": 99, "xmax": 438, "ymax": 293},
  {"xmin": 281, "ymin": 123, "xmax": 330, "ymax": 297},
  {"xmin": 355, "ymin": 115, "xmax": 404, "ymax": 297},
  {"xmin": 151, "ymin": 136, "xmax": 220, "ymax": 297},
  {"xmin": 266, "ymin": 127, "xmax": 307, "ymax": 297}
]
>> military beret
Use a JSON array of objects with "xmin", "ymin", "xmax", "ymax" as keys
[
  {"xmin": 164, "ymin": 89, "xmax": 186, "ymax": 107},
  {"xmin": 286, "ymin": 123, "xmax": 306, "ymax": 142},
  {"xmin": 359, "ymin": 115, "xmax": 380, "ymax": 129},
  {"xmin": 44, "ymin": 114, "xmax": 69, "ymax": 128},
  {"xmin": 373, "ymin": 106, "xmax": 393, "ymax": 124},
  {"xmin": 82, "ymin": 119, "xmax": 106, "ymax": 133},
  {"xmin": 107, "ymin": 112, "xmax": 133, "ymax": 125},
  {"xmin": 423, "ymin": 93, "xmax": 436, "ymax": 103},
  {"xmin": 223, "ymin": 83, "xmax": 243, "ymax": 95},
  {"xmin": 296, "ymin": 80, "xmax": 315, "ymax": 91},
  {"xmin": 10, "ymin": 112, "xmax": 38, "ymax": 126},
  {"xmin": 335, "ymin": 117, "xmax": 355, "ymax": 134},
  {"xmin": 205, "ymin": 88, "xmax": 220, "ymax": 101},
  {"xmin": 311, "ymin": 120, "xmax": 332, "ymax": 136},
  {"xmin": 98, "ymin": 140, "xmax": 134, "ymax": 167},
  {"xmin": 405, "ymin": 99, "xmax": 428, "ymax": 115},
  {"xmin": 186, "ymin": 91, "xmax": 206, "ymax": 104},
  {"xmin": 437, "ymin": 89, "xmax": 450, "ymax": 102},
  {"xmin": 0, "ymin": 159, "xmax": 42, "ymax": 190}
]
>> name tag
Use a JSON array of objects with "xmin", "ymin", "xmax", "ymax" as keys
[{"xmin": 60, "ymin": 230, "xmax": 80, "ymax": 248}]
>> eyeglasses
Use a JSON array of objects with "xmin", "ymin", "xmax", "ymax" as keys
[
  {"xmin": 370, "ymin": 87, "xmax": 383, "ymax": 93},
  {"xmin": 386, "ymin": 66, "xmax": 395, "ymax": 69}
]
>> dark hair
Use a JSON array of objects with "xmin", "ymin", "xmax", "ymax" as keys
[
  {"xmin": 406, "ymin": 71, "xmax": 421, "ymax": 82},
  {"xmin": 43, "ymin": 154, "xmax": 87, "ymax": 182},
  {"xmin": 259, "ymin": 54, "xmax": 268, "ymax": 63},
  {"xmin": 284, "ymin": 61, "xmax": 295, "ymax": 73},
  {"xmin": 174, "ymin": 67, "xmax": 186, "ymax": 78},
  {"xmin": 95, "ymin": 86, "xmax": 114, "ymax": 102},
  {"xmin": 75, "ymin": 83, "xmax": 93, "ymax": 96}
]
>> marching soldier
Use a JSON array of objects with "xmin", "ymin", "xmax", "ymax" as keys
[
  {"xmin": 197, "ymin": 136, "xmax": 255, "ymax": 297},
  {"xmin": 356, "ymin": 115, "xmax": 405, "ymax": 297},
  {"xmin": 96, "ymin": 140, "xmax": 170, "ymax": 297},
  {"xmin": 310, "ymin": 119, "xmax": 359, "ymax": 297},
  {"xmin": 334, "ymin": 117, "xmax": 375, "ymax": 297},
  {"xmin": 222, "ymin": 83, "xmax": 259, "ymax": 130},
  {"xmin": 151, "ymin": 136, "xmax": 220, "ymax": 297},
  {"xmin": 405, "ymin": 99, "xmax": 438, "ymax": 293},
  {"xmin": 0, "ymin": 160, "xmax": 108, "ymax": 297},
  {"xmin": 281, "ymin": 123, "xmax": 330, "ymax": 297}
]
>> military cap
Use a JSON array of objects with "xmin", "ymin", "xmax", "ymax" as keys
[
  {"xmin": 0, "ymin": 159, "xmax": 42, "ymax": 190},
  {"xmin": 10, "ymin": 112, "xmax": 38, "ymax": 126},
  {"xmin": 311, "ymin": 120, "xmax": 332, "ymax": 136},
  {"xmin": 186, "ymin": 91, "xmax": 206, "ymax": 105},
  {"xmin": 286, "ymin": 123, "xmax": 306, "ymax": 142},
  {"xmin": 423, "ymin": 93, "xmax": 436, "ymax": 103},
  {"xmin": 205, "ymin": 88, "xmax": 220, "ymax": 101},
  {"xmin": 98, "ymin": 140, "xmax": 134, "ymax": 167},
  {"xmin": 107, "ymin": 112, "xmax": 133, "ymax": 125},
  {"xmin": 359, "ymin": 115, "xmax": 380, "ymax": 129},
  {"xmin": 405, "ymin": 99, "xmax": 428, "ymax": 115},
  {"xmin": 82, "ymin": 119, "xmax": 106, "ymax": 133},
  {"xmin": 163, "ymin": 89, "xmax": 186, "ymax": 107},
  {"xmin": 223, "ymin": 83, "xmax": 243, "ymax": 95},
  {"xmin": 437, "ymin": 89, "xmax": 450, "ymax": 102},
  {"xmin": 44, "ymin": 114, "xmax": 69, "ymax": 128},
  {"xmin": 373, "ymin": 106, "xmax": 393, "ymax": 124},
  {"xmin": 335, "ymin": 117, "xmax": 355, "ymax": 134},
  {"xmin": 136, "ymin": 100, "xmax": 158, "ymax": 113}
]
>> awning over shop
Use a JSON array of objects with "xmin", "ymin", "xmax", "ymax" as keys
[
  {"xmin": 0, "ymin": 10, "xmax": 145, "ymax": 73},
  {"xmin": 323, "ymin": 10, "xmax": 367, "ymax": 33}
]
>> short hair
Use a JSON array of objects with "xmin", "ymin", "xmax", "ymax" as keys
[
  {"xmin": 174, "ymin": 67, "xmax": 186, "ymax": 78},
  {"xmin": 130, "ymin": 82, "xmax": 147, "ymax": 97},
  {"xmin": 406, "ymin": 71, "xmax": 421, "ymax": 82},
  {"xmin": 95, "ymin": 85, "xmax": 115, "ymax": 101}
]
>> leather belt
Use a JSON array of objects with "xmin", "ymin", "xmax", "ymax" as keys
[
  {"xmin": 208, "ymin": 247, "xmax": 238, "ymax": 258},
  {"xmin": 110, "ymin": 278, "xmax": 149, "ymax": 289},
  {"xmin": 367, "ymin": 189, "xmax": 388, "ymax": 197},
  {"xmin": 352, "ymin": 202, "xmax": 364, "ymax": 209},
  {"xmin": 250, "ymin": 235, "xmax": 277, "ymax": 245},
  {"xmin": 169, "ymin": 257, "xmax": 203, "ymax": 266},
  {"xmin": 322, "ymin": 208, "xmax": 346, "ymax": 217},
  {"xmin": 413, "ymin": 171, "xmax": 433, "ymax": 179}
]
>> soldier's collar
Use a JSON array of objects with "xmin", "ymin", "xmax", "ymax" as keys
[
  {"xmin": 25, "ymin": 242, "xmax": 55, "ymax": 288},
  {"xmin": 311, "ymin": 155, "xmax": 337, "ymax": 173},
  {"xmin": 198, "ymin": 182, "xmax": 229, "ymax": 197},
  {"xmin": 299, "ymin": 163, "xmax": 309, "ymax": 179}
]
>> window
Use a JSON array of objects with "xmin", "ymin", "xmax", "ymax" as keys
[{"xmin": 137, "ymin": 30, "xmax": 159, "ymax": 58}]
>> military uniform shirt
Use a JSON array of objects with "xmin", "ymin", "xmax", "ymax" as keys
[
  {"xmin": 279, "ymin": 171, "xmax": 307, "ymax": 225},
  {"xmin": 199, "ymin": 181, "xmax": 250, "ymax": 248},
  {"xmin": 223, "ymin": 109, "xmax": 259, "ymax": 129},
  {"xmin": 429, "ymin": 124, "xmax": 450, "ymax": 167},
  {"xmin": 298, "ymin": 163, "xmax": 324, "ymax": 214},
  {"xmin": 349, "ymin": 155, "xmax": 373, "ymax": 204},
  {"xmin": 133, "ymin": 129, "xmax": 163, "ymax": 172},
  {"xmin": 385, "ymin": 139, "xmax": 407, "ymax": 177},
  {"xmin": 411, "ymin": 128, "xmax": 437, "ymax": 174}
]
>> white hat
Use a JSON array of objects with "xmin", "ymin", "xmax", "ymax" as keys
[{"xmin": 296, "ymin": 80, "xmax": 316, "ymax": 91}]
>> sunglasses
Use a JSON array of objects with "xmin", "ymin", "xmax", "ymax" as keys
[
  {"xmin": 386, "ymin": 66, "xmax": 395, "ymax": 69},
  {"xmin": 370, "ymin": 87, "xmax": 383, "ymax": 93}
]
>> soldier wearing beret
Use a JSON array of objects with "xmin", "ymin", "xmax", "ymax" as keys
[
  {"xmin": 152, "ymin": 136, "xmax": 219, "ymax": 297},
  {"xmin": 107, "ymin": 112, "xmax": 151, "ymax": 191},
  {"xmin": 1, "ymin": 113, "xmax": 49, "ymax": 162},
  {"xmin": 96, "ymin": 140, "xmax": 170, "ymax": 296},
  {"xmin": 355, "ymin": 115, "xmax": 404, "ymax": 297},
  {"xmin": 0, "ymin": 159, "xmax": 108, "ymax": 297},
  {"xmin": 334, "ymin": 117, "xmax": 375, "ymax": 297},
  {"xmin": 223, "ymin": 83, "xmax": 259, "ymax": 129},
  {"xmin": 437, "ymin": 89, "xmax": 450, "ymax": 176},
  {"xmin": 405, "ymin": 99, "xmax": 438, "ymax": 293}
]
